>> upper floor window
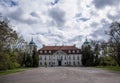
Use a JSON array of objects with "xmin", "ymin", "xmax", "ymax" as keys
[
  {"xmin": 49, "ymin": 56, "xmax": 51, "ymax": 60},
  {"xmin": 45, "ymin": 56, "xmax": 46, "ymax": 60},
  {"xmin": 77, "ymin": 56, "xmax": 79, "ymax": 60},
  {"xmin": 61, "ymin": 56, "xmax": 63, "ymax": 60},
  {"xmin": 73, "ymin": 56, "xmax": 75, "ymax": 60},
  {"xmin": 65, "ymin": 56, "xmax": 66, "ymax": 60},
  {"xmin": 39, "ymin": 56, "xmax": 42, "ymax": 60},
  {"xmin": 69, "ymin": 56, "xmax": 71, "ymax": 60}
]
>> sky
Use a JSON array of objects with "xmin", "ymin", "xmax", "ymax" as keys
[{"xmin": 0, "ymin": 0, "xmax": 120, "ymax": 48}]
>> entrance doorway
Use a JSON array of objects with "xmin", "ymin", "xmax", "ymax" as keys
[{"xmin": 58, "ymin": 60, "xmax": 62, "ymax": 66}]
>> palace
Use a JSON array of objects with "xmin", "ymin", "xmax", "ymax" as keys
[
  {"xmin": 28, "ymin": 38, "xmax": 90, "ymax": 67},
  {"xmin": 38, "ymin": 45, "xmax": 81, "ymax": 66}
]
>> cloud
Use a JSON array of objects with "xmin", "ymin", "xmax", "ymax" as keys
[
  {"xmin": 6, "ymin": 8, "xmax": 40, "ymax": 25},
  {"xmin": 30, "ymin": 12, "xmax": 40, "ymax": 18},
  {"xmin": 0, "ymin": 0, "xmax": 119, "ymax": 48},
  {"xmin": 0, "ymin": 0, "xmax": 18, "ymax": 7},
  {"xmin": 92, "ymin": 0, "xmax": 120, "ymax": 9},
  {"xmin": 78, "ymin": 18, "xmax": 90, "ymax": 22},
  {"xmin": 75, "ymin": 13, "xmax": 90, "ymax": 22},
  {"xmin": 51, "ymin": 0, "xmax": 59, "ymax": 5},
  {"xmin": 90, "ymin": 19, "xmax": 110, "ymax": 41},
  {"xmin": 48, "ymin": 7, "xmax": 66, "ymax": 27},
  {"xmin": 90, "ymin": 22, "xmax": 99, "ymax": 28},
  {"xmin": 107, "ymin": 11, "xmax": 120, "ymax": 21}
]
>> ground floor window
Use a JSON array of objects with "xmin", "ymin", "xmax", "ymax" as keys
[
  {"xmin": 78, "ymin": 62, "xmax": 79, "ymax": 65},
  {"xmin": 40, "ymin": 62, "xmax": 42, "ymax": 65},
  {"xmin": 73, "ymin": 62, "xmax": 75, "ymax": 65}
]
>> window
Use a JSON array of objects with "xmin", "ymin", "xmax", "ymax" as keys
[
  {"xmin": 65, "ymin": 62, "xmax": 66, "ymax": 64},
  {"xmin": 73, "ymin": 62, "xmax": 75, "ymax": 65},
  {"xmin": 49, "ymin": 56, "xmax": 51, "ymax": 60},
  {"xmin": 45, "ymin": 62, "xmax": 47, "ymax": 65},
  {"xmin": 40, "ymin": 62, "xmax": 42, "ymax": 65},
  {"xmin": 39, "ymin": 56, "xmax": 42, "ymax": 60},
  {"xmin": 49, "ymin": 50, "xmax": 51, "ymax": 53},
  {"xmin": 72, "ymin": 50, "xmax": 75, "ymax": 53},
  {"xmin": 77, "ymin": 50, "xmax": 79, "ymax": 53},
  {"xmin": 40, "ymin": 51, "xmax": 42, "ymax": 53},
  {"xmin": 65, "ymin": 56, "xmax": 66, "ymax": 60},
  {"xmin": 61, "ymin": 56, "xmax": 63, "ymax": 60},
  {"xmin": 68, "ymin": 50, "xmax": 71, "ymax": 53},
  {"xmin": 45, "ymin": 56, "xmax": 46, "ymax": 60},
  {"xmin": 44, "ymin": 50, "xmax": 47, "ymax": 53},
  {"xmin": 78, "ymin": 62, "xmax": 79, "ymax": 65},
  {"xmin": 73, "ymin": 56, "xmax": 75, "ymax": 60},
  {"xmin": 69, "ymin": 56, "xmax": 71, "ymax": 60},
  {"xmin": 77, "ymin": 56, "xmax": 79, "ymax": 60},
  {"xmin": 53, "ymin": 62, "xmax": 55, "ymax": 64},
  {"xmin": 69, "ymin": 62, "xmax": 71, "ymax": 65}
]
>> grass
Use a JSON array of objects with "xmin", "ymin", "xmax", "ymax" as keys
[
  {"xmin": 95, "ymin": 66, "xmax": 120, "ymax": 71},
  {"xmin": 0, "ymin": 68, "xmax": 29, "ymax": 76}
]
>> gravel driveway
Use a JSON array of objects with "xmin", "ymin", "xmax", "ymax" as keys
[{"xmin": 0, "ymin": 67, "xmax": 120, "ymax": 83}]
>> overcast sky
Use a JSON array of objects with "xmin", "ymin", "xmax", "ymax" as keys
[{"xmin": 0, "ymin": 0, "xmax": 120, "ymax": 48}]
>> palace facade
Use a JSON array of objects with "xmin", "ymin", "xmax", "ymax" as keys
[
  {"xmin": 38, "ymin": 45, "xmax": 82, "ymax": 66},
  {"xmin": 28, "ymin": 38, "xmax": 90, "ymax": 67}
]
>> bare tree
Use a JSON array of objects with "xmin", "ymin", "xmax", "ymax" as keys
[{"xmin": 108, "ymin": 21, "xmax": 120, "ymax": 66}]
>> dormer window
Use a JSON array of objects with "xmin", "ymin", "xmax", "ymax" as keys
[
  {"xmin": 44, "ymin": 50, "xmax": 47, "ymax": 53},
  {"xmin": 68, "ymin": 50, "xmax": 71, "ymax": 53},
  {"xmin": 49, "ymin": 50, "xmax": 51, "ymax": 53},
  {"xmin": 40, "ymin": 51, "xmax": 42, "ymax": 53},
  {"xmin": 72, "ymin": 50, "xmax": 75, "ymax": 53}
]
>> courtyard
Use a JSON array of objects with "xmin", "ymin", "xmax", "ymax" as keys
[{"xmin": 0, "ymin": 67, "xmax": 120, "ymax": 83}]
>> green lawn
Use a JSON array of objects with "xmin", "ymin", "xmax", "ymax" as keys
[
  {"xmin": 96, "ymin": 66, "xmax": 120, "ymax": 71},
  {"xmin": 0, "ymin": 68, "xmax": 29, "ymax": 76}
]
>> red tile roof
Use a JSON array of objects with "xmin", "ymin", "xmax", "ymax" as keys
[
  {"xmin": 40, "ymin": 46, "xmax": 79, "ymax": 50},
  {"xmin": 38, "ymin": 45, "xmax": 81, "ymax": 55}
]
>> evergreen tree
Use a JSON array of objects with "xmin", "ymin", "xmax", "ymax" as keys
[
  {"xmin": 32, "ymin": 50, "xmax": 39, "ymax": 67},
  {"xmin": 94, "ymin": 43, "xmax": 100, "ymax": 66},
  {"xmin": 82, "ymin": 46, "xmax": 95, "ymax": 66},
  {"xmin": 25, "ymin": 54, "xmax": 33, "ymax": 67}
]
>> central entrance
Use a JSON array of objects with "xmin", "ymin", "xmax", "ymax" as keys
[{"xmin": 58, "ymin": 60, "xmax": 62, "ymax": 66}]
